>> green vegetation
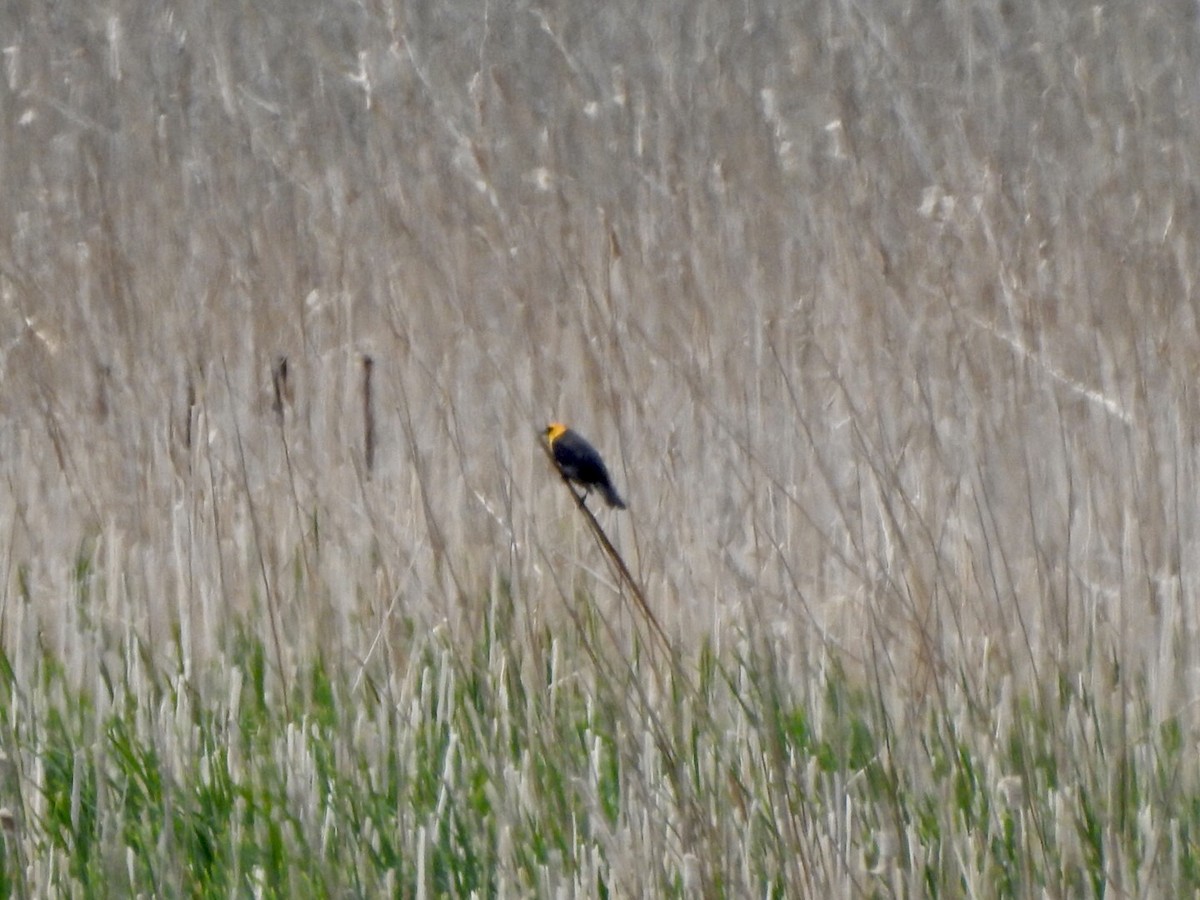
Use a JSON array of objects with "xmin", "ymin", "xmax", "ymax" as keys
[{"xmin": 0, "ymin": 605, "xmax": 1195, "ymax": 896}]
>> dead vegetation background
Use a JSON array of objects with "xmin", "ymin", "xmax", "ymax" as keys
[{"xmin": 0, "ymin": 0, "xmax": 1198, "ymax": 767}]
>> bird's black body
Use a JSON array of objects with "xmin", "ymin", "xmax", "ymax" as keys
[{"xmin": 545, "ymin": 423, "xmax": 627, "ymax": 509}]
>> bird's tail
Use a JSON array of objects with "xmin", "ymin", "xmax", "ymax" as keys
[{"xmin": 602, "ymin": 483, "xmax": 627, "ymax": 510}]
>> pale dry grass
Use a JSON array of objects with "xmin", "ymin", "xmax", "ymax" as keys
[{"xmin": 1, "ymin": 0, "xmax": 1199, "ymax": 892}]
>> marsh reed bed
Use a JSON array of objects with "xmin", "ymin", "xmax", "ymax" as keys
[{"xmin": 0, "ymin": 0, "xmax": 1199, "ymax": 894}]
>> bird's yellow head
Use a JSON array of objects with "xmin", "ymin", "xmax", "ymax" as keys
[{"xmin": 545, "ymin": 422, "xmax": 569, "ymax": 444}]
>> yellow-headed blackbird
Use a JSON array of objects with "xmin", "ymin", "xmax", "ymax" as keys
[{"xmin": 544, "ymin": 423, "xmax": 627, "ymax": 509}]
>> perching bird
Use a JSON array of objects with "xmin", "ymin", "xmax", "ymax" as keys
[{"xmin": 544, "ymin": 423, "xmax": 627, "ymax": 509}]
